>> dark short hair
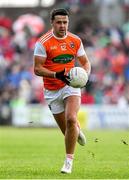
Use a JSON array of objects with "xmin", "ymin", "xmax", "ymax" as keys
[{"xmin": 50, "ymin": 8, "xmax": 69, "ymax": 21}]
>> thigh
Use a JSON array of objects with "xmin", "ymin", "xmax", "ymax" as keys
[
  {"xmin": 53, "ymin": 96, "xmax": 81, "ymax": 134},
  {"xmin": 64, "ymin": 95, "xmax": 81, "ymax": 120},
  {"xmin": 53, "ymin": 111, "xmax": 66, "ymax": 135}
]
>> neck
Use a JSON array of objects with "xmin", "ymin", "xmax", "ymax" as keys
[{"xmin": 52, "ymin": 29, "xmax": 67, "ymax": 39}]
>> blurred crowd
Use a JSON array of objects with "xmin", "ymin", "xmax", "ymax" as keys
[
  {"xmin": 0, "ymin": 0, "xmax": 129, "ymax": 110},
  {"xmin": 0, "ymin": 14, "xmax": 44, "ymax": 110},
  {"xmin": 78, "ymin": 23, "xmax": 129, "ymax": 106}
]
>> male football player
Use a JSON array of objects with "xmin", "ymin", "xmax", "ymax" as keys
[{"xmin": 34, "ymin": 8, "xmax": 91, "ymax": 173}]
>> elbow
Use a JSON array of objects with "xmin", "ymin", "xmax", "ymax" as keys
[{"xmin": 34, "ymin": 67, "xmax": 40, "ymax": 76}]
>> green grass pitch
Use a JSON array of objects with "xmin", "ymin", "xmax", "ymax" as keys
[{"xmin": 0, "ymin": 127, "xmax": 129, "ymax": 179}]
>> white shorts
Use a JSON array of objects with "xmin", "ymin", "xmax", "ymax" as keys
[{"xmin": 44, "ymin": 85, "xmax": 81, "ymax": 114}]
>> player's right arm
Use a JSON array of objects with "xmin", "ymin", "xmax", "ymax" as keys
[
  {"xmin": 34, "ymin": 42, "xmax": 55, "ymax": 77},
  {"xmin": 34, "ymin": 55, "xmax": 55, "ymax": 78},
  {"xmin": 33, "ymin": 42, "xmax": 70, "ymax": 84}
]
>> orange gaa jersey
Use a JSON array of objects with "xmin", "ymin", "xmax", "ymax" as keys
[{"xmin": 34, "ymin": 29, "xmax": 86, "ymax": 90}]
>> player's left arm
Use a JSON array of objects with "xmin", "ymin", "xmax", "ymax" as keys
[
  {"xmin": 76, "ymin": 40, "xmax": 91, "ymax": 76},
  {"xmin": 77, "ymin": 54, "xmax": 91, "ymax": 76}
]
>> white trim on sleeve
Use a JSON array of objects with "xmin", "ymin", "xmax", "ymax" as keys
[
  {"xmin": 77, "ymin": 42, "xmax": 86, "ymax": 57},
  {"xmin": 34, "ymin": 42, "xmax": 47, "ymax": 57}
]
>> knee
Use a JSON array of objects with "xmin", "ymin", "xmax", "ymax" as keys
[{"xmin": 66, "ymin": 114, "xmax": 77, "ymax": 128}]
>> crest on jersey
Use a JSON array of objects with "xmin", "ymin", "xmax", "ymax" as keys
[{"xmin": 70, "ymin": 42, "xmax": 75, "ymax": 48}]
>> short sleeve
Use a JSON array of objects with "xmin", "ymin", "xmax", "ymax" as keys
[
  {"xmin": 34, "ymin": 42, "xmax": 47, "ymax": 57},
  {"xmin": 77, "ymin": 41, "xmax": 86, "ymax": 57}
]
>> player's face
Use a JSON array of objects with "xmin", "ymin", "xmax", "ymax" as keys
[{"xmin": 51, "ymin": 15, "xmax": 69, "ymax": 38}]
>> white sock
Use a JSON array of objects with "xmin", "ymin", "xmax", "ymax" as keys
[{"xmin": 66, "ymin": 154, "xmax": 74, "ymax": 162}]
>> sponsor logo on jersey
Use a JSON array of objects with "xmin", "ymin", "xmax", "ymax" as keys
[
  {"xmin": 52, "ymin": 54, "xmax": 74, "ymax": 64},
  {"xmin": 50, "ymin": 45, "xmax": 57, "ymax": 50}
]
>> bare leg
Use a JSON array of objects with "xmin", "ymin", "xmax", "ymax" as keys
[
  {"xmin": 53, "ymin": 96, "xmax": 81, "ymax": 154},
  {"xmin": 53, "ymin": 112, "xmax": 66, "ymax": 135},
  {"xmin": 53, "ymin": 96, "xmax": 81, "ymax": 173},
  {"xmin": 53, "ymin": 106, "xmax": 85, "ymax": 148},
  {"xmin": 64, "ymin": 95, "xmax": 81, "ymax": 154}
]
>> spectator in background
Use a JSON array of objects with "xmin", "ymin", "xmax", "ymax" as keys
[{"xmin": 95, "ymin": 0, "xmax": 125, "ymax": 27}]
